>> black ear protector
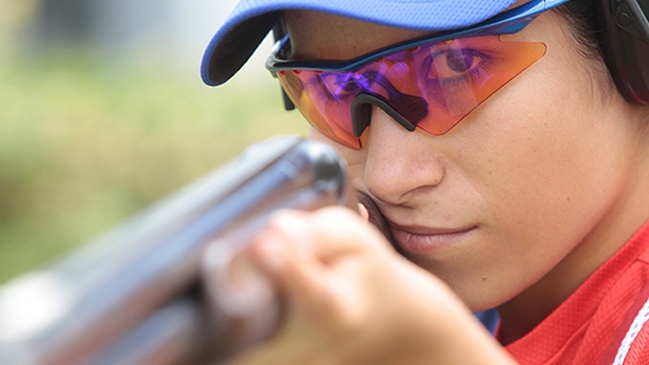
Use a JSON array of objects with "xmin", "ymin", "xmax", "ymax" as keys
[{"xmin": 596, "ymin": 0, "xmax": 649, "ymax": 105}]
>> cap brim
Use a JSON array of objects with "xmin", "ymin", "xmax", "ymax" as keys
[{"xmin": 201, "ymin": 0, "xmax": 517, "ymax": 86}]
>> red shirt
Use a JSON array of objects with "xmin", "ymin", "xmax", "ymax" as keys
[{"xmin": 503, "ymin": 220, "xmax": 649, "ymax": 365}]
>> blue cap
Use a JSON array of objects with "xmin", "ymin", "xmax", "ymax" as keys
[{"xmin": 201, "ymin": 0, "xmax": 518, "ymax": 86}]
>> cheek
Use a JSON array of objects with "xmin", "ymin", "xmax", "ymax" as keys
[
  {"xmin": 455, "ymin": 57, "xmax": 624, "ymax": 259},
  {"xmin": 438, "ymin": 98, "xmax": 621, "ymax": 309}
]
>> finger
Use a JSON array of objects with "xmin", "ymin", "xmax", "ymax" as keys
[
  {"xmin": 250, "ymin": 226, "xmax": 342, "ymax": 321},
  {"xmin": 279, "ymin": 207, "xmax": 393, "ymax": 262}
]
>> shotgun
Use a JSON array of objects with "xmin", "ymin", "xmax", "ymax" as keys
[{"xmin": 0, "ymin": 136, "xmax": 350, "ymax": 365}]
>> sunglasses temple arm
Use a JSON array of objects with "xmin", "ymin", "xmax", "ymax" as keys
[
  {"xmin": 272, "ymin": 16, "xmax": 296, "ymax": 111},
  {"xmin": 280, "ymin": 88, "xmax": 296, "ymax": 111}
]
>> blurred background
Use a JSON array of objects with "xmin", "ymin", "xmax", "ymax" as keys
[{"xmin": 0, "ymin": 0, "xmax": 307, "ymax": 283}]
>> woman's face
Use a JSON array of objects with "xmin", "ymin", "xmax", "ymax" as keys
[{"xmin": 284, "ymin": 8, "xmax": 646, "ymax": 312}]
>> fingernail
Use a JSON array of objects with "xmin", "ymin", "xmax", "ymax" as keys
[{"xmin": 357, "ymin": 203, "xmax": 370, "ymax": 222}]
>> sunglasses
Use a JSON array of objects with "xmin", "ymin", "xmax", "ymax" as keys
[{"xmin": 267, "ymin": 0, "xmax": 569, "ymax": 149}]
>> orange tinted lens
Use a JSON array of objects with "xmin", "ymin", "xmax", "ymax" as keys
[
  {"xmin": 413, "ymin": 36, "xmax": 546, "ymax": 135},
  {"xmin": 277, "ymin": 35, "xmax": 546, "ymax": 149},
  {"xmin": 278, "ymin": 70, "xmax": 362, "ymax": 148}
]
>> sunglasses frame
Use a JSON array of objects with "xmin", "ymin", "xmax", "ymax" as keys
[
  {"xmin": 267, "ymin": 0, "xmax": 569, "ymax": 74},
  {"xmin": 265, "ymin": 0, "xmax": 569, "ymax": 148}
]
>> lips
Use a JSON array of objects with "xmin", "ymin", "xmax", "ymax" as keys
[{"xmin": 388, "ymin": 222, "xmax": 476, "ymax": 255}]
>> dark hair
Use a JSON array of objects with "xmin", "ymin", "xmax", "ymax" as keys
[
  {"xmin": 554, "ymin": 0, "xmax": 617, "ymax": 94},
  {"xmin": 555, "ymin": 0, "xmax": 603, "ymax": 61}
]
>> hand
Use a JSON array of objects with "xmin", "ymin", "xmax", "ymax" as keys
[{"xmin": 221, "ymin": 207, "xmax": 516, "ymax": 365}]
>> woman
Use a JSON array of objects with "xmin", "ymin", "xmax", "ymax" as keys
[{"xmin": 201, "ymin": 0, "xmax": 649, "ymax": 363}]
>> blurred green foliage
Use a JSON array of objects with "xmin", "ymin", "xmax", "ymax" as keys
[{"xmin": 0, "ymin": 49, "xmax": 307, "ymax": 283}]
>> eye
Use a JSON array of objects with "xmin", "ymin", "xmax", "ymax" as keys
[
  {"xmin": 420, "ymin": 46, "xmax": 485, "ymax": 82},
  {"xmin": 319, "ymin": 73, "xmax": 360, "ymax": 99},
  {"xmin": 434, "ymin": 49, "xmax": 482, "ymax": 79},
  {"xmin": 445, "ymin": 48, "xmax": 478, "ymax": 73}
]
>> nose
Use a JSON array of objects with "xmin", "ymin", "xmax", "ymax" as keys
[{"xmin": 363, "ymin": 106, "xmax": 446, "ymax": 207}]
